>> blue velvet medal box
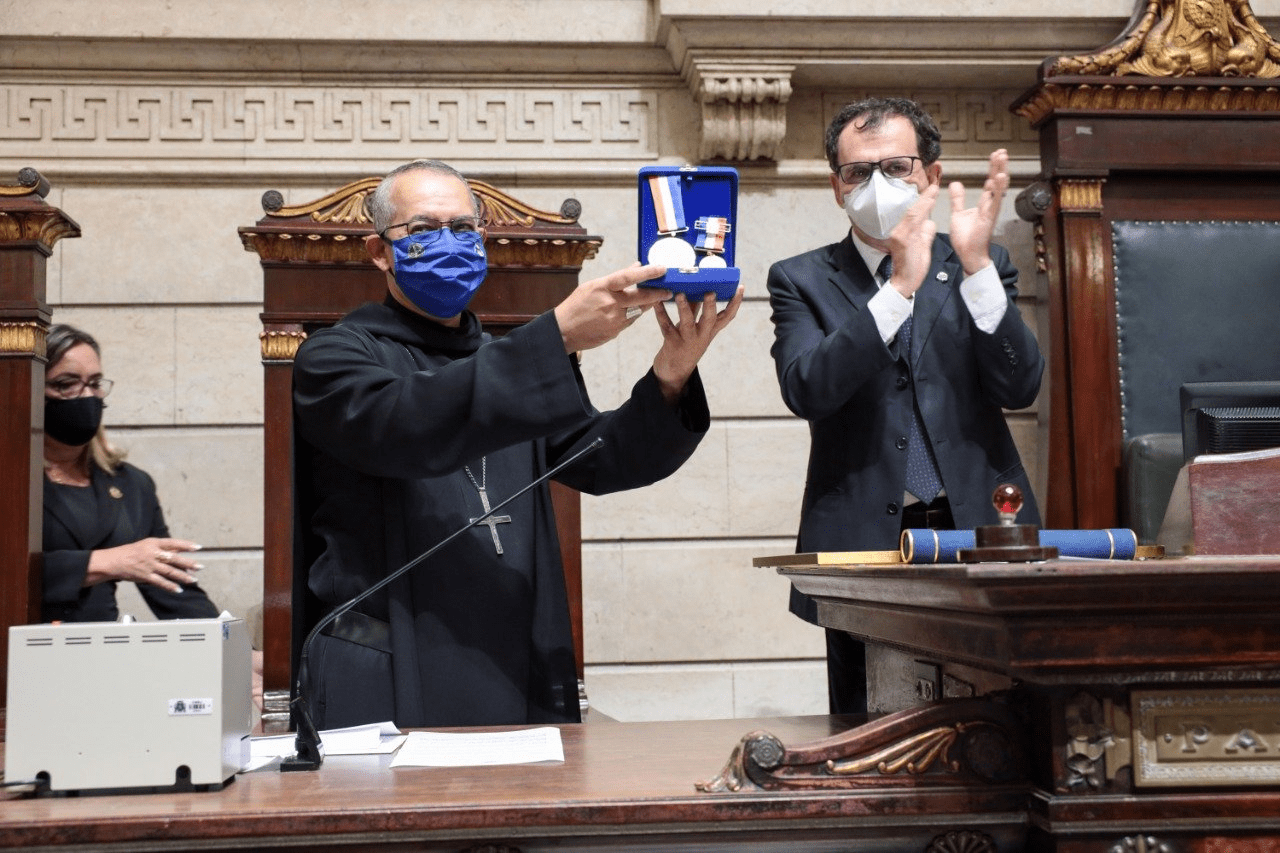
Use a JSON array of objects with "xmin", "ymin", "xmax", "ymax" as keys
[{"xmin": 637, "ymin": 165, "xmax": 741, "ymax": 300}]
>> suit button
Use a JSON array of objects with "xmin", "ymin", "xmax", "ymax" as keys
[
  {"xmin": 896, "ymin": 375, "xmax": 909, "ymax": 390},
  {"xmin": 887, "ymin": 502, "xmax": 900, "ymax": 515},
  {"xmin": 896, "ymin": 436, "xmax": 908, "ymax": 450}
]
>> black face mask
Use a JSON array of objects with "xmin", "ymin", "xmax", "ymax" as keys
[{"xmin": 44, "ymin": 396, "xmax": 105, "ymax": 447}]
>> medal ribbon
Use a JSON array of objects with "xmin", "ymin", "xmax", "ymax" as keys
[
  {"xmin": 694, "ymin": 216, "xmax": 731, "ymax": 254},
  {"xmin": 648, "ymin": 175, "xmax": 688, "ymax": 235}
]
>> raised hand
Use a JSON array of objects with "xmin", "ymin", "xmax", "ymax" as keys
[
  {"xmin": 553, "ymin": 264, "xmax": 672, "ymax": 353},
  {"xmin": 651, "ymin": 285, "xmax": 744, "ymax": 404},
  {"xmin": 948, "ymin": 148, "xmax": 1010, "ymax": 275},
  {"xmin": 885, "ymin": 183, "xmax": 940, "ymax": 299}
]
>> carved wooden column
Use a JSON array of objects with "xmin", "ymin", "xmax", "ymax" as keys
[
  {"xmin": 0, "ymin": 168, "xmax": 80, "ymax": 721},
  {"xmin": 684, "ymin": 58, "xmax": 793, "ymax": 161}
]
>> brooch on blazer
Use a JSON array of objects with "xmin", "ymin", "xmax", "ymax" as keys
[
  {"xmin": 936, "ymin": 271, "xmax": 949, "ymax": 282},
  {"xmin": 109, "ymin": 486, "xmax": 123, "ymax": 499}
]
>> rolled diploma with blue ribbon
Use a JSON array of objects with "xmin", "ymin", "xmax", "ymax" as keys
[{"xmin": 900, "ymin": 528, "xmax": 1138, "ymax": 563}]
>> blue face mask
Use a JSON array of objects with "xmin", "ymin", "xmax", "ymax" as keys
[{"xmin": 388, "ymin": 228, "xmax": 488, "ymax": 319}]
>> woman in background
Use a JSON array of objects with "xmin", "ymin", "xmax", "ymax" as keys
[{"xmin": 41, "ymin": 323, "xmax": 220, "ymax": 622}]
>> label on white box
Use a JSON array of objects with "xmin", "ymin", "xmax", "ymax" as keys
[{"xmin": 168, "ymin": 697, "xmax": 214, "ymax": 716}]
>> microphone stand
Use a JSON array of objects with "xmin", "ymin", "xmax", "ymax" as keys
[{"xmin": 281, "ymin": 437, "xmax": 604, "ymax": 771}]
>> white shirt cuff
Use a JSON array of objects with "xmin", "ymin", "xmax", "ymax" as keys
[
  {"xmin": 868, "ymin": 284, "xmax": 913, "ymax": 344},
  {"xmin": 958, "ymin": 262, "xmax": 1007, "ymax": 334}
]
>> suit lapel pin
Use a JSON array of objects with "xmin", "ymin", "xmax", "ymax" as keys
[
  {"xmin": 936, "ymin": 271, "xmax": 949, "ymax": 282},
  {"xmin": 109, "ymin": 486, "xmax": 123, "ymax": 499}
]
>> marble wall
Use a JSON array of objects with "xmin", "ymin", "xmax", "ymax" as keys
[{"xmin": 11, "ymin": 0, "xmax": 1265, "ymax": 722}]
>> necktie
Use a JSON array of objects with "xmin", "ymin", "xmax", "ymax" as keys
[{"xmin": 880, "ymin": 256, "xmax": 943, "ymax": 504}]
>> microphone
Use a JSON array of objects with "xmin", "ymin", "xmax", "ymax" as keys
[{"xmin": 281, "ymin": 436, "xmax": 605, "ymax": 771}]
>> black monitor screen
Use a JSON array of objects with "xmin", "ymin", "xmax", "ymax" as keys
[{"xmin": 1180, "ymin": 381, "xmax": 1280, "ymax": 463}]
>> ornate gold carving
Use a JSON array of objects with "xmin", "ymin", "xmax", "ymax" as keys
[
  {"xmin": 242, "ymin": 177, "xmax": 599, "ymax": 268},
  {"xmin": 0, "ymin": 209, "xmax": 82, "ymax": 251},
  {"xmin": 1014, "ymin": 81, "xmax": 1280, "ymax": 126},
  {"xmin": 687, "ymin": 60, "xmax": 794, "ymax": 161},
  {"xmin": 1058, "ymin": 180, "xmax": 1106, "ymax": 214},
  {"xmin": 0, "ymin": 322, "xmax": 46, "ymax": 357},
  {"xmin": 1048, "ymin": 0, "xmax": 1280, "ymax": 78},
  {"xmin": 697, "ymin": 699, "xmax": 1026, "ymax": 792},
  {"xmin": 827, "ymin": 725, "xmax": 961, "ymax": 776},
  {"xmin": 260, "ymin": 330, "xmax": 307, "ymax": 362},
  {"xmin": 1133, "ymin": 688, "xmax": 1280, "ymax": 787},
  {"xmin": 473, "ymin": 180, "xmax": 579, "ymax": 229}
]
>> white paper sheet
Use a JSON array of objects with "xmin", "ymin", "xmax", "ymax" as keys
[
  {"xmin": 243, "ymin": 721, "xmax": 406, "ymax": 771},
  {"xmin": 390, "ymin": 726, "xmax": 564, "ymax": 768}
]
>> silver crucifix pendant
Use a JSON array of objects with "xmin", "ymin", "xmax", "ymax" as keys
[{"xmin": 470, "ymin": 485, "xmax": 513, "ymax": 555}]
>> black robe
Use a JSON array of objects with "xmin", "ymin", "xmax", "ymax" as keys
[
  {"xmin": 42, "ymin": 462, "xmax": 220, "ymax": 623},
  {"xmin": 292, "ymin": 298, "xmax": 709, "ymax": 728}
]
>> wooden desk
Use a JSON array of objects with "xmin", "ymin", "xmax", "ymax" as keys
[
  {"xmin": 772, "ymin": 554, "xmax": 1280, "ymax": 851},
  {"xmin": 0, "ymin": 715, "xmax": 1027, "ymax": 852}
]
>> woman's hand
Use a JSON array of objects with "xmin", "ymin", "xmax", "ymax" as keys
[{"xmin": 85, "ymin": 537, "xmax": 203, "ymax": 594}]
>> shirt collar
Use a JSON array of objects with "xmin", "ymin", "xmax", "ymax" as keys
[{"xmin": 848, "ymin": 230, "xmax": 890, "ymax": 286}]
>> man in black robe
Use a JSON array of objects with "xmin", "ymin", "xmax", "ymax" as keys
[{"xmin": 293, "ymin": 159, "xmax": 742, "ymax": 729}]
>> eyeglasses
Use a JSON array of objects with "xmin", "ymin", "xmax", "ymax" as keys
[
  {"xmin": 46, "ymin": 376, "xmax": 114, "ymax": 399},
  {"xmin": 379, "ymin": 215, "xmax": 486, "ymax": 241},
  {"xmin": 835, "ymin": 156, "xmax": 923, "ymax": 186}
]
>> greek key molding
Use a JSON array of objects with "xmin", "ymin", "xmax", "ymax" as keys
[
  {"xmin": 821, "ymin": 90, "xmax": 1040, "ymax": 154},
  {"xmin": 0, "ymin": 86, "xmax": 657, "ymax": 159}
]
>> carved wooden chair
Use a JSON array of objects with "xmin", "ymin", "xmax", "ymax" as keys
[
  {"xmin": 1011, "ymin": 0, "xmax": 1280, "ymax": 535},
  {"xmin": 239, "ymin": 178, "xmax": 600, "ymax": 729}
]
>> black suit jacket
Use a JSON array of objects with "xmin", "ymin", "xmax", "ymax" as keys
[
  {"xmin": 43, "ymin": 462, "xmax": 219, "ymax": 622},
  {"xmin": 768, "ymin": 233, "xmax": 1044, "ymax": 621}
]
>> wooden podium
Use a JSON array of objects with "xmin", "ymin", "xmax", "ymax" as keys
[{"xmin": 717, "ymin": 553, "xmax": 1280, "ymax": 850}]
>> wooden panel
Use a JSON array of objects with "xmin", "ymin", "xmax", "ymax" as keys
[{"xmin": 0, "ymin": 170, "xmax": 79, "ymax": 722}]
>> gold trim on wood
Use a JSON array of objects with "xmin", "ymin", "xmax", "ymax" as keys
[
  {"xmin": 1133, "ymin": 688, "xmax": 1280, "ymax": 787},
  {"xmin": 1014, "ymin": 81, "xmax": 1280, "ymax": 126},
  {"xmin": 1058, "ymin": 180, "xmax": 1106, "ymax": 214},
  {"xmin": 0, "ymin": 322, "xmax": 46, "ymax": 357},
  {"xmin": 697, "ymin": 699, "xmax": 1026, "ymax": 792},
  {"xmin": 0, "ymin": 209, "xmax": 82, "ymax": 252},
  {"xmin": 1047, "ymin": 0, "xmax": 1280, "ymax": 78},
  {"xmin": 260, "ymin": 330, "xmax": 307, "ymax": 362},
  {"xmin": 242, "ymin": 177, "xmax": 599, "ymax": 268},
  {"xmin": 0, "ymin": 167, "xmax": 49, "ymax": 198}
]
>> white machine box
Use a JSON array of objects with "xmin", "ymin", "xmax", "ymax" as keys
[{"xmin": 5, "ymin": 615, "xmax": 252, "ymax": 793}]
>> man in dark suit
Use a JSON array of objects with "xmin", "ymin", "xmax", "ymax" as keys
[{"xmin": 767, "ymin": 97, "xmax": 1044, "ymax": 713}]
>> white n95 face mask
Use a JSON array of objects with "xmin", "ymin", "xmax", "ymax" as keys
[{"xmin": 843, "ymin": 170, "xmax": 919, "ymax": 240}]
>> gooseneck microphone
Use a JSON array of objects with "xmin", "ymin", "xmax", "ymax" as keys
[{"xmin": 281, "ymin": 437, "xmax": 604, "ymax": 771}]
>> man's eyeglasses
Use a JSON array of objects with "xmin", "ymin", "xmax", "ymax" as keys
[
  {"xmin": 46, "ymin": 377, "xmax": 114, "ymax": 399},
  {"xmin": 835, "ymin": 156, "xmax": 923, "ymax": 186},
  {"xmin": 379, "ymin": 215, "xmax": 486, "ymax": 241}
]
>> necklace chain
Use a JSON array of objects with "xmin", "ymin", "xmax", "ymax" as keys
[{"xmin": 463, "ymin": 457, "xmax": 485, "ymax": 491}]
